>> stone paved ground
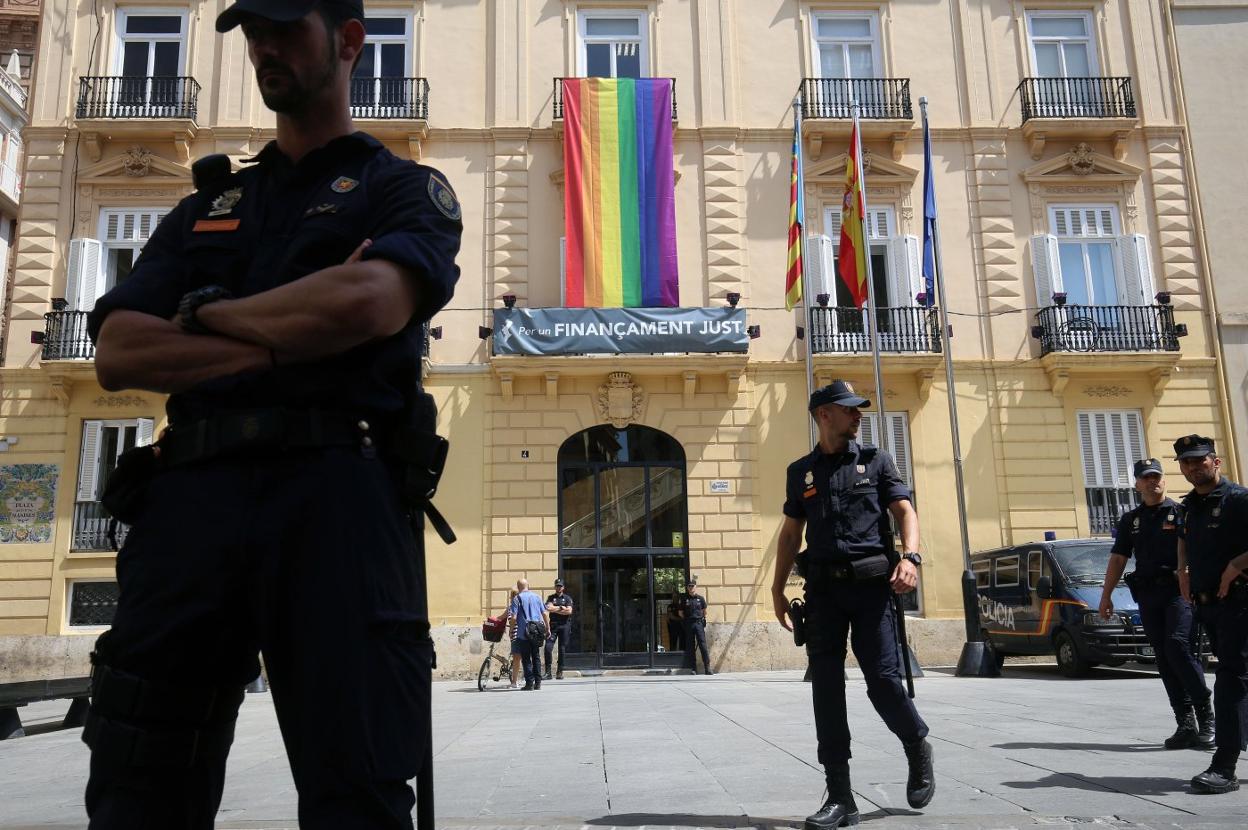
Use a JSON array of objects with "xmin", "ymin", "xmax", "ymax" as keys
[{"xmin": 1, "ymin": 664, "xmax": 1244, "ymax": 829}]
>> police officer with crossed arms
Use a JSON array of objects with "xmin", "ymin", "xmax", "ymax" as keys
[
  {"xmin": 1099, "ymin": 457, "xmax": 1213, "ymax": 749},
  {"xmin": 1175, "ymin": 434, "xmax": 1248, "ymax": 794},
  {"xmin": 773, "ymin": 381, "xmax": 933, "ymax": 829}
]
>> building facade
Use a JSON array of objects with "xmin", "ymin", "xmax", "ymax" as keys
[{"xmin": 0, "ymin": 1, "xmax": 1235, "ymax": 677}]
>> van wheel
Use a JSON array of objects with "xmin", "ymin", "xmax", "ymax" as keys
[{"xmin": 1055, "ymin": 631, "xmax": 1090, "ymax": 677}]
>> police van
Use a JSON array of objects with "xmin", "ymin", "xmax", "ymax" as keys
[{"xmin": 971, "ymin": 538, "xmax": 1153, "ymax": 677}]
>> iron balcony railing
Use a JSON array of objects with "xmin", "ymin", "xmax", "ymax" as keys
[
  {"xmin": 41, "ymin": 310, "xmax": 94, "ymax": 360},
  {"xmin": 1017, "ymin": 77, "xmax": 1136, "ymax": 121},
  {"xmin": 349, "ymin": 76, "xmax": 429, "ymax": 120},
  {"xmin": 553, "ymin": 77, "xmax": 677, "ymax": 120},
  {"xmin": 810, "ymin": 306, "xmax": 942, "ymax": 354},
  {"xmin": 1086, "ymin": 486, "xmax": 1139, "ymax": 537},
  {"xmin": 1033, "ymin": 304, "xmax": 1182, "ymax": 355},
  {"xmin": 800, "ymin": 78, "xmax": 912, "ymax": 120},
  {"xmin": 72, "ymin": 501, "xmax": 130, "ymax": 552},
  {"xmin": 76, "ymin": 76, "xmax": 201, "ymax": 120}
]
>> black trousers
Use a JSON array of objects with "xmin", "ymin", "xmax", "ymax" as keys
[
  {"xmin": 1195, "ymin": 600, "xmax": 1248, "ymax": 772},
  {"xmin": 667, "ymin": 619, "xmax": 684, "ymax": 652},
  {"xmin": 517, "ymin": 638, "xmax": 542, "ymax": 683},
  {"xmin": 685, "ymin": 619, "xmax": 710, "ymax": 671},
  {"xmin": 1136, "ymin": 586, "xmax": 1209, "ymax": 710},
  {"xmin": 805, "ymin": 579, "xmax": 928, "ymax": 766},
  {"xmin": 84, "ymin": 449, "xmax": 431, "ymax": 830},
  {"xmin": 544, "ymin": 625, "xmax": 568, "ymax": 673}
]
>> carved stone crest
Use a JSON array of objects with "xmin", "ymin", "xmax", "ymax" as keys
[
  {"xmin": 1067, "ymin": 143, "xmax": 1096, "ymax": 177},
  {"xmin": 597, "ymin": 371, "xmax": 644, "ymax": 428},
  {"xmin": 1082, "ymin": 384, "xmax": 1131, "ymax": 399},
  {"xmin": 122, "ymin": 146, "xmax": 153, "ymax": 177}
]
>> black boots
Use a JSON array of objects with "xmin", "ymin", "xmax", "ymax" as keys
[
  {"xmin": 1191, "ymin": 766, "xmax": 1239, "ymax": 794},
  {"xmin": 1194, "ymin": 698, "xmax": 1216, "ymax": 749},
  {"xmin": 805, "ymin": 763, "xmax": 859, "ymax": 829},
  {"xmin": 1165, "ymin": 705, "xmax": 1200, "ymax": 749},
  {"xmin": 903, "ymin": 738, "xmax": 936, "ymax": 808}
]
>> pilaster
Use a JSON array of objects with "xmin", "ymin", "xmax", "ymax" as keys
[
  {"xmin": 489, "ymin": 132, "xmax": 531, "ymax": 303},
  {"xmin": 701, "ymin": 134, "xmax": 745, "ymax": 303},
  {"xmin": 1146, "ymin": 136, "xmax": 1201, "ymax": 311}
]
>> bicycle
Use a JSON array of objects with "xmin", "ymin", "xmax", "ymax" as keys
[{"xmin": 477, "ymin": 616, "xmax": 514, "ymax": 691}]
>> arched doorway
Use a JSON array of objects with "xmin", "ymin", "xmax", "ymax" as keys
[{"xmin": 558, "ymin": 425, "xmax": 688, "ymax": 669}]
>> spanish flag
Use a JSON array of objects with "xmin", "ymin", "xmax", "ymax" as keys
[
  {"xmin": 838, "ymin": 123, "xmax": 869, "ymax": 309},
  {"xmin": 784, "ymin": 113, "xmax": 803, "ymax": 311}
]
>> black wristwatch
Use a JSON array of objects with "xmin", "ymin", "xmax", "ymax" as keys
[
  {"xmin": 901, "ymin": 551, "xmax": 923, "ymax": 567},
  {"xmin": 177, "ymin": 285, "xmax": 233, "ymax": 334}
]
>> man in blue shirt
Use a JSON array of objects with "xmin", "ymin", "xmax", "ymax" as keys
[{"xmin": 509, "ymin": 579, "xmax": 551, "ymax": 690}]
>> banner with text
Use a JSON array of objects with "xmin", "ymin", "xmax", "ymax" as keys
[{"xmin": 493, "ymin": 307, "xmax": 748, "ymax": 355}]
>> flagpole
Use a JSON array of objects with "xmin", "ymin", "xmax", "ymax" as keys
[
  {"xmin": 852, "ymin": 101, "xmax": 889, "ymax": 456},
  {"xmin": 795, "ymin": 96, "xmax": 818, "ymax": 450}
]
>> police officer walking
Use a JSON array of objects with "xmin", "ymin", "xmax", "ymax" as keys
[
  {"xmin": 1175, "ymin": 434, "xmax": 1248, "ymax": 794},
  {"xmin": 773, "ymin": 381, "xmax": 933, "ymax": 829},
  {"xmin": 1098, "ymin": 458, "xmax": 1213, "ymax": 749},
  {"xmin": 80, "ymin": 1, "xmax": 461, "ymax": 826},
  {"xmin": 681, "ymin": 576, "xmax": 713, "ymax": 674},
  {"xmin": 544, "ymin": 578, "xmax": 573, "ymax": 680}
]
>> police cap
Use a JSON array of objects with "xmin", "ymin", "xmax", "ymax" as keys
[
  {"xmin": 687, "ymin": 575, "xmax": 698, "ymax": 587},
  {"xmin": 1173, "ymin": 434, "xmax": 1216, "ymax": 461},
  {"xmin": 217, "ymin": 0, "xmax": 364, "ymax": 33},
  {"xmin": 1133, "ymin": 458, "xmax": 1163, "ymax": 478},
  {"xmin": 808, "ymin": 379, "xmax": 871, "ymax": 411},
  {"xmin": 554, "ymin": 578, "xmax": 565, "ymax": 588}
]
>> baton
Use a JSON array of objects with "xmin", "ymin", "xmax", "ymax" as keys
[{"xmin": 892, "ymin": 591, "xmax": 915, "ymax": 698}]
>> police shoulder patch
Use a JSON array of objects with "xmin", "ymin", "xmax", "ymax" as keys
[
  {"xmin": 427, "ymin": 172, "xmax": 461, "ymax": 221},
  {"xmin": 331, "ymin": 176, "xmax": 359, "ymax": 194}
]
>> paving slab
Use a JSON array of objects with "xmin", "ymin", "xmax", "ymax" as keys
[{"xmin": 1, "ymin": 665, "xmax": 1245, "ymax": 829}]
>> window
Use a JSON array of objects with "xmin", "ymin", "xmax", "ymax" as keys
[
  {"xmin": 1030, "ymin": 206, "xmax": 1155, "ymax": 309},
  {"xmin": 98, "ymin": 208, "xmax": 170, "ymax": 293},
  {"xmin": 68, "ymin": 581, "xmax": 120, "ymax": 627},
  {"xmin": 352, "ymin": 16, "xmax": 413, "ymax": 115},
  {"xmin": 114, "ymin": 10, "xmax": 187, "ymax": 111},
  {"xmin": 1026, "ymin": 12, "xmax": 1097, "ymax": 78},
  {"xmin": 857, "ymin": 411, "xmax": 914, "ymax": 491},
  {"xmin": 995, "ymin": 555, "xmax": 1020, "ymax": 588},
  {"xmin": 812, "ymin": 12, "xmax": 880, "ymax": 79},
  {"xmin": 1027, "ymin": 550, "xmax": 1049, "ymax": 590},
  {"xmin": 74, "ymin": 418, "xmax": 153, "ymax": 551},
  {"xmin": 577, "ymin": 10, "xmax": 648, "ymax": 78},
  {"xmin": 973, "ymin": 560, "xmax": 991, "ymax": 588},
  {"xmin": 1077, "ymin": 410, "xmax": 1146, "ymax": 536}
]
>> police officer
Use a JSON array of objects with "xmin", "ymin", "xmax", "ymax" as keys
[
  {"xmin": 544, "ymin": 578, "xmax": 573, "ymax": 680},
  {"xmin": 1098, "ymin": 458, "xmax": 1213, "ymax": 749},
  {"xmin": 681, "ymin": 576, "xmax": 713, "ymax": 674},
  {"xmin": 773, "ymin": 381, "xmax": 933, "ymax": 829},
  {"xmin": 1176, "ymin": 434, "xmax": 1248, "ymax": 794},
  {"xmin": 80, "ymin": 1, "xmax": 461, "ymax": 826}
]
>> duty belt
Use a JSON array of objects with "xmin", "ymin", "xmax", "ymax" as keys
[{"xmin": 159, "ymin": 409, "xmax": 369, "ymax": 468}]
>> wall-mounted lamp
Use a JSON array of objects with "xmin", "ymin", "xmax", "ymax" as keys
[
  {"xmin": 726, "ymin": 292, "xmax": 741, "ymax": 308},
  {"xmin": 1029, "ymin": 325, "xmax": 1044, "ymax": 339},
  {"xmin": 1052, "ymin": 292, "xmax": 1067, "ymax": 307},
  {"xmin": 478, "ymin": 326, "xmax": 493, "ymax": 340},
  {"xmin": 429, "ymin": 326, "xmax": 443, "ymax": 340},
  {"xmin": 747, "ymin": 325, "xmax": 761, "ymax": 339},
  {"xmin": 502, "ymin": 294, "xmax": 517, "ymax": 309},
  {"xmin": 795, "ymin": 326, "xmax": 804, "ymax": 340},
  {"xmin": 815, "ymin": 293, "xmax": 829, "ymax": 308},
  {"xmin": 1175, "ymin": 323, "xmax": 1189, "ymax": 338},
  {"xmin": 1155, "ymin": 291, "xmax": 1171, "ymax": 306},
  {"xmin": 51, "ymin": 297, "xmax": 68, "ymax": 311},
  {"xmin": 29, "ymin": 331, "xmax": 44, "ymax": 345}
]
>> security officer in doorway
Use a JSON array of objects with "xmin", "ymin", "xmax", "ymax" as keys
[
  {"xmin": 79, "ymin": 1, "xmax": 461, "ymax": 826},
  {"xmin": 545, "ymin": 578, "xmax": 573, "ymax": 680},
  {"xmin": 1099, "ymin": 457, "xmax": 1213, "ymax": 749},
  {"xmin": 773, "ymin": 381, "xmax": 933, "ymax": 830},
  {"xmin": 1176, "ymin": 435, "xmax": 1248, "ymax": 794},
  {"xmin": 681, "ymin": 576, "xmax": 713, "ymax": 674}
]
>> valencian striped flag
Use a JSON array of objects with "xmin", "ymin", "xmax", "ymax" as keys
[
  {"xmin": 838, "ymin": 122, "xmax": 869, "ymax": 309},
  {"xmin": 562, "ymin": 77, "xmax": 679, "ymax": 307},
  {"xmin": 784, "ymin": 108, "xmax": 804, "ymax": 311}
]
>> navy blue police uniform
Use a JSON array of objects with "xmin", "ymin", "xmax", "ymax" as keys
[
  {"xmin": 1112, "ymin": 458, "xmax": 1212, "ymax": 746},
  {"xmin": 80, "ymin": 130, "xmax": 461, "ymax": 829},
  {"xmin": 682, "ymin": 585, "xmax": 712, "ymax": 674},
  {"xmin": 783, "ymin": 424, "xmax": 927, "ymax": 769},
  {"xmin": 545, "ymin": 585, "xmax": 573, "ymax": 678},
  {"xmin": 1176, "ymin": 436, "xmax": 1248, "ymax": 783}
]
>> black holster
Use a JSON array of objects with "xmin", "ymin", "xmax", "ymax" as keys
[
  {"xmin": 789, "ymin": 598, "xmax": 807, "ymax": 647},
  {"xmin": 388, "ymin": 391, "xmax": 455, "ymax": 545},
  {"xmin": 1122, "ymin": 570, "xmax": 1141, "ymax": 603},
  {"xmin": 99, "ymin": 444, "xmax": 162, "ymax": 526}
]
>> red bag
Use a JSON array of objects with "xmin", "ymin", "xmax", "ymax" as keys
[{"xmin": 482, "ymin": 616, "xmax": 506, "ymax": 643}]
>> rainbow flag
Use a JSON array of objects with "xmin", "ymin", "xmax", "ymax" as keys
[
  {"xmin": 563, "ymin": 77, "xmax": 679, "ymax": 307},
  {"xmin": 785, "ymin": 108, "xmax": 804, "ymax": 311},
  {"xmin": 838, "ymin": 122, "xmax": 869, "ymax": 309}
]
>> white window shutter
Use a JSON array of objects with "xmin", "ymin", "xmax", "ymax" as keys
[
  {"xmin": 66, "ymin": 238, "xmax": 103, "ymax": 311},
  {"xmin": 1076, "ymin": 410, "xmax": 1146, "ymax": 488},
  {"xmin": 867, "ymin": 208, "xmax": 891, "ymax": 240},
  {"xmin": 1077, "ymin": 412, "xmax": 1098, "ymax": 487},
  {"xmin": 136, "ymin": 418, "xmax": 155, "ymax": 447},
  {"xmin": 859, "ymin": 413, "xmax": 877, "ymax": 447},
  {"xmin": 1118, "ymin": 234, "xmax": 1155, "ymax": 305},
  {"xmin": 904, "ymin": 235, "xmax": 922, "ymax": 303},
  {"xmin": 807, "ymin": 234, "xmax": 835, "ymax": 299},
  {"xmin": 559, "ymin": 236, "xmax": 567, "ymax": 306},
  {"xmin": 829, "ymin": 209, "xmax": 843, "ymax": 248},
  {"xmin": 1030, "ymin": 234, "xmax": 1062, "ymax": 305},
  {"xmin": 889, "ymin": 412, "xmax": 913, "ymax": 489},
  {"xmin": 77, "ymin": 421, "xmax": 103, "ymax": 502},
  {"xmin": 887, "ymin": 237, "xmax": 911, "ymax": 307}
]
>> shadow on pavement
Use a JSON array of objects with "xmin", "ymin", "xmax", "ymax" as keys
[
  {"xmin": 585, "ymin": 814, "xmax": 799, "ymax": 829},
  {"xmin": 1002, "ymin": 771, "xmax": 1190, "ymax": 796},
  {"xmin": 992, "ymin": 741, "xmax": 1169, "ymax": 753}
]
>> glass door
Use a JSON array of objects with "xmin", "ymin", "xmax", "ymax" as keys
[{"xmin": 600, "ymin": 555, "xmax": 651, "ymax": 666}]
